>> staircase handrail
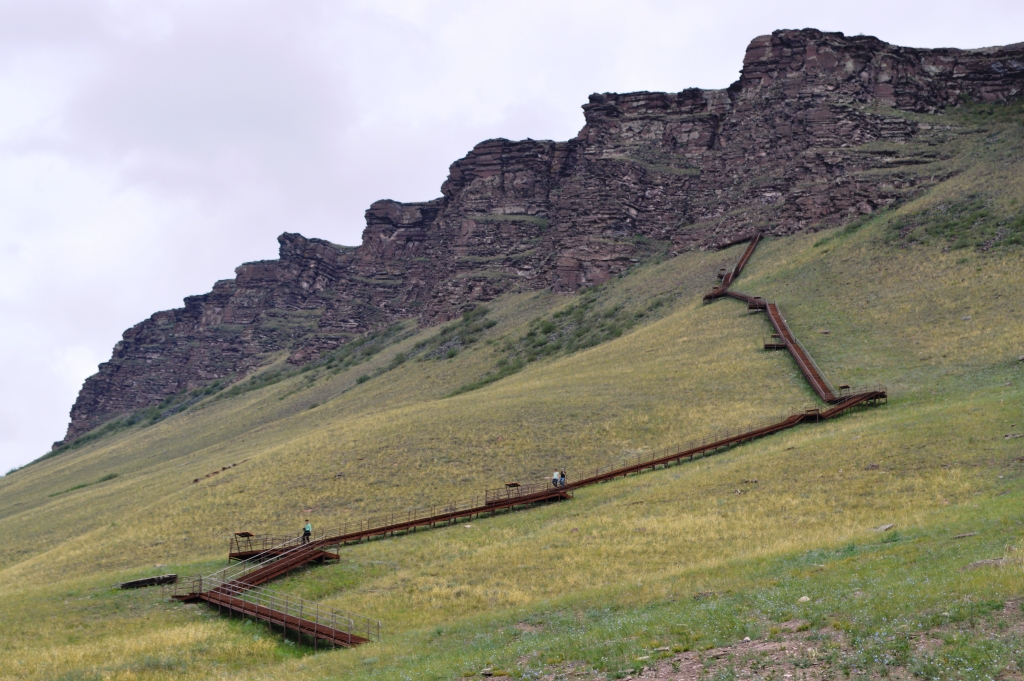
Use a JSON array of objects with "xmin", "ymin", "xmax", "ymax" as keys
[
  {"xmin": 766, "ymin": 302, "xmax": 838, "ymax": 401},
  {"xmin": 230, "ymin": 534, "xmax": 294, "ymax": 555},
  {"xmin": 173, "ymin": 575, "xmax": 380, "ymax": 644},
  {"xmin": 559, "ymin": 408, "xmax": 808, "ymax": 488},
  {"xmin": 238, "ymin": 407, "xmax": 825, "ymax": 545},
  {"xmin": 731, "ymin": 232, "xmax": 762, "ymax": 278},
  {"xmin": 229, "ymin": 389, "xmax": 887, "ymax": 569},
  {"xmin": 207, "ymin": 532, "xmax": 326, "ymax": 586}
]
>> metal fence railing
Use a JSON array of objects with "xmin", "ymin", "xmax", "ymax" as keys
[
  {"xmin": 731, "ymin": 232, "xmax": 762, "ymax": 278},
  {"xmin": 181, "ymin": 224, "xmax": 892, "ymax": 652},
  {"xmin": 230, "ymin": 389, "xmax": 886, "ymax": 562},
  {"xmin": 766, "ymin": 302, "xmax": 839, "ymax": 402},
  {"xmin": 484, "ymin": 481, "xmax": 561, "ymax": 504},
  {"xmin": 207, "ymin": 530, "xmax": 341, "ymax": 589},
  {"xmin": 231, "ymin": 489, "xmax": 554, "ymax": 562},
  {"xmin": 193, "ymin": 386, "xmax": 886, "ymax": 647},
  {"xmin": 232, "ymin": 411, "xmax": 805, "ymax": 554},
  {"xmin": 173, "ymin": 575, "xmax": 379, "ymax": 647},
  {"xmin": 230, "ymin": 534, "xmax": 295, "ymax": 556},
  {"xmin": 559, "ymin": 410, "xmax": 807, "ymax": 489}
]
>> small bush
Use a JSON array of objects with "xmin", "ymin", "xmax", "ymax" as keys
[
  {"xmin": 887, "ymin": 197, "xmax": 1023, "ymax": 250},
  {"xmin": 419, "ymin": 306, "xmax": 497, "ymax": 360},
  {"xmin": 449, "ymin": 284, "xmax": 676, "ymax": 396}
]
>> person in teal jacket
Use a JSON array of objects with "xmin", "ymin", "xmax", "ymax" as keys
[{"xmin": 302, "ymin": 520, "xmax": 312, "ymax": 544}]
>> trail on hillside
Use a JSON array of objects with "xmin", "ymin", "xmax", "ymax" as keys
[{"xmin": 172, "ymin": 232, "xmax": 888, "ymax": 649}]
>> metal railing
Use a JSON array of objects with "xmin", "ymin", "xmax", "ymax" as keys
[
  {"xmin": 558, "ymin": 388, "xmax": 886, "ymax": 489},
  {"xmin": 822, "ymin": 385, "xmax": 888, "ymax": 415},
  {"xmin": 765, "ymin": 302, "xmax": 839, "ymax": 401},
  {"xmin": 176, "ymin": 223, "xmax": 892, "ymax": 652},
  {"xmin": 232, "ymin": 487, "xmax": 565, "ymax": 561},
  {"xmin": 233, "ymin": 410, "xmax": 809, "ymax": 552},
  {"xmin": 222, "ymin": 384, "xmax": 885, "ymax": 581},
  {"xmin": 731, "ymin": 232, "xmax": 762, "ymax": 278},
  {"xmin": 207, "ymin": 531, "xmax": 339, "ymax": 589},
  {"xmin": 484, "ymin": 481, "xmax": 562, "ymax": 504},
  {"xmin": 173, "ymin": 575, "xmax": 379, "ymax": 646},
  {"xmin": 230, "ymin": 534, "xmax": 295, "ymax": 556},
  {"xmin": 233, "ymin": 399, "xmax": 894, "ymax": 557},
  {"xmin": 834, "ymin": 384, "xmax": 887, "ymax": 399},
  {"xmin": 558, "ymin": 409, "xmax": 807, "ymax": 488},
  {"xmin": 199, "ymin": 389, "xmax": 888, "ymax": 648},
  {"xmin": 230, "ymin": 412, "xmax": 802, "ymax": 554}
]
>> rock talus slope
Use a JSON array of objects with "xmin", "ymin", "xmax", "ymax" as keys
[{"xmin": 58, "ymin": 28, "xmax": 1024, "ymax": 446}]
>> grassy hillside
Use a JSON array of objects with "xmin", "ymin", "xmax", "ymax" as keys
[{"xmin": 1, "ymin": 102, "xmax": 1023, "ymax": 680}]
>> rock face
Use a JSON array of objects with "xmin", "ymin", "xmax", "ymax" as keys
[{"xmin": 58, "ymin": 29, "xmax": 1024, "ymax": 446}]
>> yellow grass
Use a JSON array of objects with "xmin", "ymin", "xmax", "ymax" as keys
[{"xmin": 1, "ymin": 103, "xmax": 1023, "ymax": 680}]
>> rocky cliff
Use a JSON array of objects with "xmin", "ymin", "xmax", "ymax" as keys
[{"xmin": 57, "ymin": 28, "xmax": 1024, "ymax": 447}]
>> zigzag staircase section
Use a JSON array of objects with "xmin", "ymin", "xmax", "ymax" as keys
[
  {"xmin": 173, "ymin": 572, "xmax": 378, "ymax": 648},
  {"xmin": 173, "ymin": 230, "xmax": 886, "ymax": 649},
  {"xmin": 173, "ymin": 484, "xmax": 572, "ymax": 646}
]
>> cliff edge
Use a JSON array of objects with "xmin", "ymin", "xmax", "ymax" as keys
[{"xmin": 57, "ymin": 28, "xmax": 1024, "ymax": 447}]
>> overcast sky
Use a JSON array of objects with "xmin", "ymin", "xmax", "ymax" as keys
[{"xmin": 1, "ymin": 0, "xmax": 1021, "ymax": 472}]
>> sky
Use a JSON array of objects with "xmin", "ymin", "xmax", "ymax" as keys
[{"xmin": 1, "ymin": 0, "xmax": 1022, "ymax": 472}]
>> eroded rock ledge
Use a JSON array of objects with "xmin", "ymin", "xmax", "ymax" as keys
[{"xmin": 58, "ymin": 28, "xmax": 1024, "ymax": 446}]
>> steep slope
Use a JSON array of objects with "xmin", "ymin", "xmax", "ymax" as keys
[
  {"xmin": 56, "ymin": 28, "xmax": 1024, "ymax": 446},
  {"xmin": 2, "ymin": 188, "xmax": 1022, "ymax": 679},
  {"xmin": 2, "ymin": 32, "xmax": 1023, "ymax": 681}
]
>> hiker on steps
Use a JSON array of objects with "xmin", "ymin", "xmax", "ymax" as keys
[
  {"xmin": 302, "ymin": 520, "xmax": 312, "ymax": 544},
  {"xmin": 552, "ymin": 470, "xmax": 560, "ymax": 489},
  {"xmin": 559, "ymin": 469, "xmax": 566, "ymax": 488}
]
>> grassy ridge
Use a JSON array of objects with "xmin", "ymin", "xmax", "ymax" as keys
[{"xmin": 0, "ymin": 104, "xmax": 1022, "ymax": 680}]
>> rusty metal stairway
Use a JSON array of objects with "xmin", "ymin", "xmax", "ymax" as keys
[
  {"xmin": 725, "ymin": 290, "xmax": 767, "ymax": 310},
  {"xmin": 203, "ymin": 386, "xmax": 885, "ymax": 649},
  {"xmin": 701, "ymin": 232, "xmax": 882, "ymax": 407},
  {"xmin": 228, "ymin": 387, "xmax": 887, "ymax": 590},
  {"xmin": 174, "ymin": 481, "xmax": 572, "ymax": 648},
  {"xmin": 177, "ymin": 226, "xmax": 887, "ymax": 652},
  {"xmin": 228, "ymin": 484, "xmax": 573, "ymax": 574},
  {"xmin": 764, "ymin": 302, "xmax": 841, "ymax": 403},
  {"xmin": 554, "ymin": 386, "xmax": 884, "ymax": 491},
  {"xmin": 172, "ymin": 574, "xmax": 378, "ymax": 649},
  {"xmin": 703, "ymin": 232, "xmax": 762, "ymax": 303}
]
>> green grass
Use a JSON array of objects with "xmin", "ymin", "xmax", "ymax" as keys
[
  {"xmin": 0, "ymin": 101, "xmax": 1022, "ymax": 680},
  {"xmin": 48, "ymin": 472, "xmax": 119, "ymax": 498},
  {"xmin": 448, "ymin": 283, "xmax": 679, "ymax": 396},
  {"xmin": 35, "ymin": 323, "xmax": 418, "ymax": 465},
  {"xmin": 413, "ymin": 306, "xmax": 498, "ymax": 361}
]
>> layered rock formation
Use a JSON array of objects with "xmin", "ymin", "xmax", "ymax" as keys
[{"xmin": 58, "ymin": 29, "xmax": 1024, "ymax": 447}]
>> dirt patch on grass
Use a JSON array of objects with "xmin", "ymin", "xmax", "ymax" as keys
[{"xmin": 530, "ymin": 601, "xmax": 1024, "ymax": 680}]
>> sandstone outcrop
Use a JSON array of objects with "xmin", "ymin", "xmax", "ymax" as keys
[{"xmin": 57, "ymin": 29, "xmax": 1024, "ymax": 447}]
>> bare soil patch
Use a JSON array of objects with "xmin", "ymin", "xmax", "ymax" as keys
[{"xmin": 527, "ymin": 600, "xmax": 1024, "ymax": 681}]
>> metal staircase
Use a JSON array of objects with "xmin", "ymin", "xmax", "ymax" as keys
[{"xmin": 174, "ymin": 227, "xmax": 887, "ymax": 651}]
